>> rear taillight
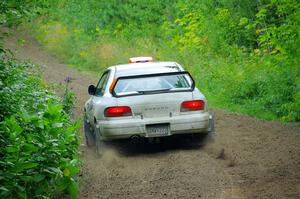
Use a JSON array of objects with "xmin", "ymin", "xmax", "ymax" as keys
[
  {"xmin": 180, "ymin": 100, "xmax": 205, "ymax": 112},
  {"xmin": 104, "ymin": 106, "xmax": 132, "ymax": 117}
]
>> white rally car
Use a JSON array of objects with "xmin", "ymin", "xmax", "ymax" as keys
[{"xmin": 84, "ymin": 57, "xmax": 214, "ymax": 155}]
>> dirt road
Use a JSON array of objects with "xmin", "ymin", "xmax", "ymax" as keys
[{"xmin": 4, "ymin": 29, "xmax": 300, "ymax": 199}]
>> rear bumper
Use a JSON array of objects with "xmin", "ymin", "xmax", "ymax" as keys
[{"xmin": 96, "ymin": 112, "xmax": 210, "ymax": 141}]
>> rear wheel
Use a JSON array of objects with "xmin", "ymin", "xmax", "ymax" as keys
[
  {"xmin": 95, "ymin": 127, "xmax": 106, "ymax": 157},
  {"xmin": 84, "ymin": 120, "xmax": 95, "ymax": 147}
]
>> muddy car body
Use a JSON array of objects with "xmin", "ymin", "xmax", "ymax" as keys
[{"xmin": 84, "ymin": 59, "xmax": 214, "ymax": 155}]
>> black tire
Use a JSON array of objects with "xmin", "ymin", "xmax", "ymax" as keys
[
  {"xmin": 95, "ymin": 127, "xmax": 105, "ymax": 157},
  {"xmin": 84, "ymin": 120, "xmax": 95, "ymax": 147}
]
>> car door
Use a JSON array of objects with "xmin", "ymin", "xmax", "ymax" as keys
[{"xmin": 87, "ymin": 70, "xmax": 110, "ymax": 127}]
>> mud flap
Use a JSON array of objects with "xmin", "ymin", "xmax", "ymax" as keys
[
  {"xmin": 95, "ymin": 127, "xmax": 106, "ymax": 157},
  {"xmin": 208, "ymin": 113, "xmax": 215, "ymax": 133},
  {"xmin": 203, "ymin": 113, "xmax": 215, "ymax": 143},
  {"xmin": 84, "ymin": 120, "xmax": 95, "ymax": 147}
]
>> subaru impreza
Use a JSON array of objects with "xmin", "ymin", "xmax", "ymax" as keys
[{"xmin": 84, "ymin": 57, "xmax": 214, "ymax": 155}]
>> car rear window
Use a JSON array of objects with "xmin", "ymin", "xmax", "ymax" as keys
[{"xmin": 113, "ymin": 72, "xmax": 194, "ymax": 97}]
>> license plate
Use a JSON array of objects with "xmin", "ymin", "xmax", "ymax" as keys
[{"xmin": 146, "ymin": 123, "xmax": 170, "ymax": 137}]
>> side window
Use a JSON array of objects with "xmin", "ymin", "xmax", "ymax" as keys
[{"xmin": 95, "ymin": 71, "xmax": 110, "ymax": 96}]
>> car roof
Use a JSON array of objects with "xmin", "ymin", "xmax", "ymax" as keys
[{"xmin": 109, "ymin": 61, "xmax": 184, "ymax": 77}]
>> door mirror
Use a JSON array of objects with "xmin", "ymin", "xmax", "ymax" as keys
[{"xmin": 88, "ymin": 85, "xmax": 96, "ymax": 95}]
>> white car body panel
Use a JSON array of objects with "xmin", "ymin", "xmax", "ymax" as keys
[{"xmin": 85, "ymin": 61, "xmax": 211, "ymax": 141}]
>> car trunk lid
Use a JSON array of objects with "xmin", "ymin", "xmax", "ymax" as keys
[{"xmin": 116, "ymin": 92, "xmax": 193, "ymax": 118}]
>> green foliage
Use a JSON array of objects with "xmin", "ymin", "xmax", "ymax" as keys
[
  {"xmin": 28, "ymin": 0, "xmax": 299, "ymax": 122},
  {"xmin": 0, "ymin": 0, "xmax": 49, "ymax": 53},
  {"xmin": 62, "ymin": 77, "xmax": 76, "ymax": 115},
  {"xmin": 0, "ymin": 0, "xmax": 49, "ymax": 26},
  {"xmin": 0, "ymin": 51, "xmax": 80, "ymax": 198}
]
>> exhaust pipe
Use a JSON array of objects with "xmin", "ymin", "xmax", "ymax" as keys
[{"xmin": 130, "ymin": 135, "xmax": 141, "ymax": 144}]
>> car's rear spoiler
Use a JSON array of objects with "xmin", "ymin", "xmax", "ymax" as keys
[{"xmin": 111, "ymin": 71, "xmax": 195, "ymax": 97}]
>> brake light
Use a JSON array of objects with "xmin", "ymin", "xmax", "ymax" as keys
[
  {"xmin": 104, "ymin": 106, "xmax": 132, "ymax": 117},
  {"xmin": 181, "ymin": 100, "xmax": 205, "ymax": 112}
]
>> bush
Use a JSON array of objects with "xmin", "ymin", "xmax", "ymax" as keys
[{"xmin": 0, "ymin": 51, "xmax": 80, "ymax": 198}]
